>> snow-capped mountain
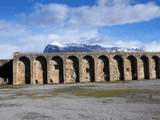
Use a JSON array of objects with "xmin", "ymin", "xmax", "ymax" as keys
[{"xmin": 44, "ymin": 43, "xmax": 143, "ymax": 53}]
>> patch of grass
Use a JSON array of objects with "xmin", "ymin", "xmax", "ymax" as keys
[
  {"xmin": 28, "ymin": 92, "xmax": 54, "ymax": 99},
  {"xmin": 51, "ymin": 86, "xmax": 143, "ymax": 98},
  {"xmin": 51, "ymin": 86, "xmax": 84, "ymax": 96},
  {"xmin": 96, "ymin": 80, "xmax": 130, "ymax": 84},
  {"xmin": 12, "ymin": 91, "xmax": 53, "ymax": 99},
  {"xmin": 0, "ymin": 85, "xmax": 24, "ymax": 89},
  {"xmin": 107, "ymin": 80, "xmax": 129, "ymax": 83},
  {"xmin": 75, "ymin": 89, "xmax": 142, "ymax": 98}
]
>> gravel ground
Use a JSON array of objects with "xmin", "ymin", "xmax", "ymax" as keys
[{"xmin": 0, "ymin": 80, "xmax": 160, "ymax": 120}]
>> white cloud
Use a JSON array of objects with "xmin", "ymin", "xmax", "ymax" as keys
[
  {"xmin": 142, "ymin": 41, "xmax": 160, "ymax": 52},
  {"xmin": 0, "ymin": 20, "xmax": 27, "ymax": 37},
  {"xmin": 0, "ymin": 0, "xmax": 160, "ymax": 58},
  {"xmin": 18, "ymin": 0, "xmax": 160, "ymax": 27},
  {"xmin": 1, "ymin": 19, "xmax": 160, "ymax": 59},
  {"xmin": 75, "ymin": 1, "xmax": 160, "ymax": 26},
  {"xmin": 49, "ymin": 29, "xmax": 99, "ymax": 45},
  {"xmin": 19, "ymin": 3, "xmax": 69, "ymax": 27},
  {"xmin": 0, "ymin": 44, "xmax": 18, "ymax": 58}
]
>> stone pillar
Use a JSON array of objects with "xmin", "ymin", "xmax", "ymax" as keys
[
  {"xmin": 96, "ymin": 58, "xmax": 104, "ymax": 82},
  {"xmin": 17, "ymin": 60, "xmax": 25, "ymax": 84},
  {"xmin": 80, "ymin": 56, "xmax": 90, "ymax": 83},
  {"xmin": 63, "ymin": 57, "xmax": 67, "ymax": 83},
  {"xmin": 79, "ymin": 55, "xmax": 84, "ymax": 83},
  {"xmin": 149, "ymin": 57, "xmax": 156, "ymax": 80},
  {"xmin": 124, "ymin": 56, "xmax": 132, "ymax": 81},
  {"xmin": 137, "ymin": 57, "xmax": 144, "ymax": 80},
  {"xmin": 47, "ymin": 57, "xmax": 52, "ymax": 84},
  {"xmin": 95, "ymin": 56, "xmax": 98, "ymax": 82},
  {"xmin": 32, "ymin": 58, "xmax": 43, "ymax": 85},
  {"xmin": 65, "ymin": 59, "xmax": 75, "ymax": 83},
  {"xmin": 79, "ymin": 55, "xmax": 82, "ymax": 83},
  {"xmin": 110, "ymin": 55, "xmax": 118, "ymax": 81},
  {"xmin": 14, "ymin": 58, "xmax": 25, "ymax": 85},
  {"xmin": 13, "ymin": 58, "xmax": 18, "ymax": 85}
]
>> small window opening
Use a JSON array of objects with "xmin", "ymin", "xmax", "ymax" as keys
[
  {"xmin": 86, "ymin": 68, "xmax": 89, "ymax": 73},
  {"xmin": 35, "ymin": 80, "xmax": 38, "ymax": 84}
]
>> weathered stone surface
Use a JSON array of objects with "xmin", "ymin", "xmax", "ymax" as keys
[
  {"xmin": 81, "ymin": 59, "xmax": 90, "ymax": 83},
  {"xmin": 17, "ymin": 61, "xmax": 25, "ymax": 84},
  {"xmin": 150, "ymin": 58, "xmax": 156, "ymax": 79},
  {"xmin": 139, "ymin": 58, "xmax": 145, "ymax": 80},
  {"xmin": 33, "ymin": 60, "xmax": 43, "ymax": 84},
  {"xmin": 111, "ymin": 56, "xmax": 121, "ymax": 81},
  {"xmin": 96, "ymin": 59, "xmax": 105, "ymax": 82},
  {"xmin": 65, "ymin": 59, "xmax": 76, "ymax": 83},
  {"xmin": 49, "ymin": 60, "xmax": 59, "ymax": 84},
  {"xmin": 10, "ymin": 52, "xmax": 160, "ymax": 85}
]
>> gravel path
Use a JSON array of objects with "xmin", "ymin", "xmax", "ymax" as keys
[{"xmin": 0, "ymin": 80, "xmax": 160, "ymax": 120}]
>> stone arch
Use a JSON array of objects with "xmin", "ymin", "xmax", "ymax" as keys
[
  {"xmin": 97, "ymin": 55, "xmax": 110, "ymax": 81},
  {"xmin": 33, "ymin": 56, "xmax": 47, "ymax": 84},
  {"xmin": 113, "ymin": 55, "xmax": 124, "ymax": 80},
  {"xmin": 127, "ymin": 55, "xmax": 138, "ymax": 80},
  {"xmin": 50, "ymin": 56, "xmax": 64, "ymax": 83},
  {"xmin": 140, "ymin": 55, "xmax": 149, "ymax": 79},
  {"xmin": 152, "ymin": 56, "xmax": 160, "ymax": 79},
  {"xmin": 18, "ymin": 56, "xmax": 31, "ymax": 84},
  {"xmin": 81, "ymin": 55, "xmax": 95, "ymax": 82},
  {"xmin": 66, "ymin": 56, "xmax": 79, "ymax": 83}
]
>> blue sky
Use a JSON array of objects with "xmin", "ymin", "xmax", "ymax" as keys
[{"xmin": 0, "ymin": 0, "xmax": 160, "ymax": 58}]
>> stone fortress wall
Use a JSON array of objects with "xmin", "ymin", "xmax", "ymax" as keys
[{"xmin": 10, "ymin": 51, "xmax": 160, "ymax": 85}]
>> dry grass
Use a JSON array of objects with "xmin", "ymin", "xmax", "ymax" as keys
[
  {"xmin": 75, "ymin": 89, "xmax": 141, "ymax": 98},
  {"xmin": 96, "ymin": 80, "xmax": 128, "ymax": 83},
  {"xmin": 51, "ymin": 86, "xmax": 143, "ymax": 98},
  {"xmin": 0, "ymin": 85, "xmax": 24, "ymax": 89}
]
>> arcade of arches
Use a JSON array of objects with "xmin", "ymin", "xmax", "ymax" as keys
[{"xmin": 13, "ymin": 52, "xmax": 160, "ymax": 85}]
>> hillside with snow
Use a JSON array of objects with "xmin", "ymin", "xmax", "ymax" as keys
[{"xmin": 44, "ymin": 43, "xmax": 143, "ymax": 53}]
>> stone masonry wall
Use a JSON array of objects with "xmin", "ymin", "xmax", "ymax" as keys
[
  {"xmin": 96, "ymin": 59, "xmax": 105, "ymax": 82},
  {"xmin": 125, "ymin": 58, "xmax": 132, "ymax": 81},
  {"xmin": 12, "ymin": 52, "xmax": 160, "ymax": 85},
  {"xmin": 17, "ymin": 61, "xmax": 25, "ymax": 84},
  {"xmin": 81, "ymin": 59, "xmax": 90, "ymax": 83},
  {"xmin": 49, "ymin": 60, "xmax": 59, "ymax": 84},
  {"xmin": 65, "ymin": 59, "xmax": 76, "ymax": 83}
]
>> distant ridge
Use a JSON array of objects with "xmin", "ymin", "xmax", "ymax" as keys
[{"xmin": 44, "ymin": 43, "xmax": 143, "ymax": 53}]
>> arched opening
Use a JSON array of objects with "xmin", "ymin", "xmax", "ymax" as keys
[
  {"xmin": 83, "ymin": 56, "xmax": 95, "ymax": 82},
  {"xmin": 98, "ymin": 55, "xmax": 110, "ymax": 81},
  {"xmin": 67, "ymin": 56, "xmax": 79, "ymax": 83},
  {"xmin": 0, "ymin": 60, "xmax": 13, "ymax": 84},
  {"xmin": 127, "ymin": 55, "xmax": 137, "ymax": 80},
  {"xmin": 52, "ymin": 56, "xmax": 64, "ymax": 83},
  {"xmin": 113, "ymin": 55, "xmax": 124, "ymax": 80},
  {"xmin": 19, "ymin": 56, "xmax": 31, "ymax": 84},
  {"xmin": 152, "ymin": 56, "xmax": 160, "ymax": 79},
  {"xmin": 140, "ymin": 55, "xmax": 149, "ymax": 79},
  {"xmin": 36, "ymin": 56, "xmax": 47, "ymax": 84}
]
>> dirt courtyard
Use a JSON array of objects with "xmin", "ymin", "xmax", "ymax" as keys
[{"xmin": 0, "ymin": 80, "xmax": 160, "ymax": 120}]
